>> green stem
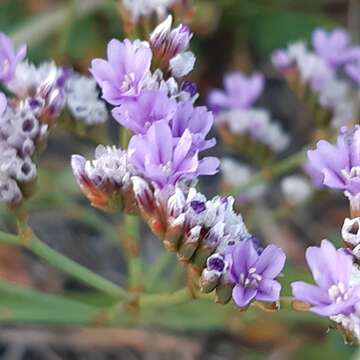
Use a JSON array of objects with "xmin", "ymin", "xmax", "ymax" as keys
[
  {"xmin": 123, "ymin": 215, "xmax": 142, "ymax": 291},
  {"xmin": 140, "ymin": 287, "xmax": 191, "ymax": 307},
  {"xmin": 0, "ymin": 230, "xmax": 132, "ymax": 301},
  {"xmin": 119, "ymin": 126, "xmax": 142, "ymax": 292},
  {"xmin": 227, "ymin": 147, "xmax": 307, "ymax": 196}
]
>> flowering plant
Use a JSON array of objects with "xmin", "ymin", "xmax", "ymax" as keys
[{"xmin": 0, "ymin": 1, "xmax": 360, "ymax": 354}]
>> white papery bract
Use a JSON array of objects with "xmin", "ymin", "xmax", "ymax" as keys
[{"xmin": 65, "ymin": 74, "xmax": 108, "ymax": 126}]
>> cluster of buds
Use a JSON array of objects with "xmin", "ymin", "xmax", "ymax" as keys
[
  {"xmin": 73, "ymin": 15, "xmax": 287, "ymax": 310},
  {"xmin": 71, "ymin": 145, "xmax": 136, "ymax": 214},
  {"xmin": 272, "ymin": 28, "xmax": 360, "ymax": 128},
  {"xmin": 8, "ymin": 61, "xmax": 70, "ymax": 124},
  {"xmin": 208, "ymin": 72, "xmax": 289, "ymax": 164},
  {"xmin": 0, "ymin": 32, "xmax": 110, "ymax": 205},
  {"xmin": 130, "ymin": 176, "xmax": 286, "ymax": 306},
  {"xmin": 0, "ymin": 98, "xmax": 42, "ymax": 204}
]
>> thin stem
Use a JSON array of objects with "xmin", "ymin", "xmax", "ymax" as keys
[
  {"xmin": 139, "ymin": 287, "xmax": 191, "ymax": 307},
  {"xmin": 119, "ymin": 126, "xmax": 142, "ymax": 292},
  {"xmin": 122, "ymin": 215, "xmax": 142, "ymax": 291},
  {"xmin": 227, "ymin": 147, "xmax": 307, "ymax": 196},
  {"xmin": 0, "ymin": 230, "xmax": 132, "ymax": 301}
]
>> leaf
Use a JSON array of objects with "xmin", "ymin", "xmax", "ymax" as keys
[{"xmin": 0, "ymin": 280, "xmax": 101, "ymax": 325}]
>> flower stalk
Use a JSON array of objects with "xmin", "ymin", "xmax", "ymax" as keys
[{"xmin": 0, "ymin": 229, "xmax": 132, "ymax": 301}]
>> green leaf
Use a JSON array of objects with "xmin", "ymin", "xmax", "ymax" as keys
[{"xmin": 0, "ymin": 280, "xmax": 101, "ymax": 325}]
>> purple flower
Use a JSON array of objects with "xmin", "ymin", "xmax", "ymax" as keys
[
  {"xmin": 307, "ymin": 126, "xmax": 360, "ymax": 197},
  {"xmin": 312, "ymin": 28, "xmax": 352, "ymax": 67},
  {"xmin": 208, "ymin": 72, "xmax": 264, "ymax": 112},
  {"xmin": 228, "ymin": 240, "xmax": 286, "ymax": 307},
  {"xmin": 128, "ymin": 121, "xmax": 219, "ymax": 188},
  {"xmin": 90, "ymin": 39, "xmax": 152, "ymax": 105},
  {"xmin": 292, "ymin": 240, "xmax": 360, "ymax": 316},
  {"xmin": 171, "ymin": 101, "xmax": 216, "ymax": 151},
  {"xmin": 112, "ymin": 89, "xmax": 177, "ymax": 134},
  {"xmin": 0, "ymin": 33, "xmax": 26, "ymax": 83}
]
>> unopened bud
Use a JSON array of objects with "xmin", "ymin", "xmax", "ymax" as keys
[
  {"xmin": 342, "ymin": 217, "xmax": 360, "ymax": 247},
  {"xmin": 163, "ymin": 213, "xmax": 185, "ymax": 251},
  {"xmin": 177, "ymin": 225, "xmax": 201, "ymax": 262},
  {"xmin": 199, "ymin": 269, "xmax": 220, "ymax": 293},
  {"xmin": 215, "ymin": 282, "xmax": 234, "ymax": 304}
]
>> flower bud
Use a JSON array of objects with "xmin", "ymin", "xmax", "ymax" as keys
[
  {"xmin": 163, "ymin": 213, "xmax": 185, "ymax": 251},
  {"xmin": 215, "ymin": 282, "xmax": 234, "ymax": 304},
  {"xmin": 71, "ymin": 146, "xmax": 134, "ymax": 213},
  {"xmin": 177, "ymin": 225, "xmax": 201, "ymax": 262},
  {"xmin": 150, "ymin": 15, "xmax": 193, "ymax": 69},
  {"xmin": 200, "ymin": 269, "xmax": 220, "ymax": 293},
  {"xmin": 191, "ymin": 222, "xmax": 224, "ymax": 271}
]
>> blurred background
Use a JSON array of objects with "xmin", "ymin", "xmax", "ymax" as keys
[{"xmin": 0, "ymin": 0, "xmax": 359, "ymax": 359}]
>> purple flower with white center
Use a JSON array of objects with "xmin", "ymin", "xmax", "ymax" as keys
[
  {"xmin": 208, "ymin": 72, "xmax": 264, "ymax": 113},
  {"xmin": 90, "ymin": 39, "xmax": 152, "ymax": 105},
  {"xmin": 150, "ymin": 15, "xmax": 193, "ymax": 62},
  {"xmin": 171, "ymin": 101, "xmax": 216, "ymax": 151},
  {"xmin": 312, "ymin": 28, "xmax": 352, "ymax": 68},
  {"xmin": 307, "ymin": 126, "xmax": 360, "ymax": 199},
  {"xmin": 0, "ymin": 33, "xmax": 26, "ymax": 83},
  {"xmin": 292, "ymin": 239, "xmax": 360, "ymax": 316},
  {"xmin": 128, "ymin": 120, "xmax": 219, "ymax": 188},
  {"xmin": 228, "ymin": 240, "xmax": 286, "ymax": 307},
  {"xmin": 112, "ymin": 89, "xmax": 177, "ymax": 134}
]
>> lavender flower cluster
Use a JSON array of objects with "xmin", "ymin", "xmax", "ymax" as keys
[
  {"xmin": 272, "ymin": 28, "xmax": 360, "ymax": 128},
  {"xmin": 0, "ymin": 33, "xmax": 109, "ymax": 205},
  {"xmin": 208, "ymin": 72, "xmax": 289, "ymax": 155},
  {"xmin": 291, "ymin": 125, "xmax": 360, "ymax": 342},
  {"xmin": 0, "ymin": 34, "xmax": 66, "ymax": 204},
  {"xmin": 72, "ymin": 16, "xmax": 286, "ymax": 308}
]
